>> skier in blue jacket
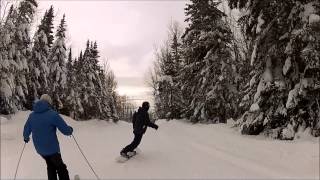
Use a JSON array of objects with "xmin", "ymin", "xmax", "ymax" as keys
[{"xmin": 23, "ymin": 94, "xmax": 73, "ymax": 180}]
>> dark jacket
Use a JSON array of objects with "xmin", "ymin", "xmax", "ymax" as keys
[
  {"xmin": 23, "ymin": 100, "xmax": 73, "ymax": 156},
  {"xmin": 133, "ymin": 107, "xmax": 158, "ymax": 134}
]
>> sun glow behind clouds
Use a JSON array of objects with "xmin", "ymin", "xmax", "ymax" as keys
[
  {"xmin": 116, "ymin": 86, "xmax": 154, "ymax": 108},
  {"xmin": 115, "ymin": 75, "xmax": 153, "ymax": 104},
  {"xmin": 116, "ymin": 86, "xmax": 152, "ymax": 97}
]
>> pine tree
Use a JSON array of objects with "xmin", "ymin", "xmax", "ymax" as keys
[
  {"xmin": 14, "ymin": 0, "xmax": 38, "ymax": 108},
  {"xmin": 155, "ymin": 43, "xmax": 174, "ymax": 119},
  {"xmin": 72, "ymin": 41, "xmax": 119, "ymax": 120},
  {"xmin": 179, "ymin": 0, "xmax": 235, "ymax": 123},
  {"xmin": 222, "ymin": 6, "xmax": 252, "ymax": 119},
  {"xmin": 43, "ymin": 6, "xmax": 54, "ymax": 48},
  {"xmin": 70, "ymin": 56, "xmax": 84, "ymax": 120},
  {"xmin": 63, "ymin": 47, "xmax": 86, "ymax": 119},
  {"xmin": 228, "ymin": 0, "xmax": 320, "ymax": 138},
  {"xmin": 153, "ymin": 22, "xmax": 185, "ymax": 120},
  {"xmin": 100, "ymin": 60, "xmax": 119, "ymax": 121},
  {"xmin": 98, "ymin": 67, "xmax": 111, "ymax": 119},
  {"xmin": 168, "ymin": 22, "xmax": 185, "ymax": 119},
  {"xmin": 0, "ymin": 0, "xmax": 37, "ymax": 113},
  {"xmin": 70, "ymin": 50, "xmax": 85, "ymax": 119},
  {"xmin": 48, "ymin": 14, "xmax": 67, "ymax": 110},
  {"xmin": 0, "ymin": 5, "xmax": 17, "ymax": 114},
  {"xmin": 76, "ymin": 40, "xmax": 103, "ymax": 119},
  {"xmin": 26, "ymin": 6, "xmax": 54, "ymax": 108},
  {"xmin": 62, "ymin": 48, "xmax": 74, "ymax": 116},
  {"xmin": 66, "ymin": 48, "xmax": 73, "ymax": 80}
]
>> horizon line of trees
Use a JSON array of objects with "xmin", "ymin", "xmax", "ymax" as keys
[
  {"xmin": 0, "ymin": 0, "xmax": 119, "ymax": 121},
  {"xmin": 150, "ymin": 0, "xmax": 320, "ymax": 140}
]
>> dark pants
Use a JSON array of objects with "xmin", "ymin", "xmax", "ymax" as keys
[
  {"xmin": 41, "ymin": 153, "xmax": 70, "ymax": 180},
  {"xmin": 121, "ymin": 133, "xmax": 143, "ymax": 154}
]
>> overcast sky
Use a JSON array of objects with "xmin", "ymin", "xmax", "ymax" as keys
[{"xmin": 36, "ymin": 0, "xmax": 188, "ymax": 100}]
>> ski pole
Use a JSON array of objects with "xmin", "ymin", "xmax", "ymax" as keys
[
  {"xmin": 72, "ymin": 134, "xmax": 100, "ymax": 180},
  {"xmin": 14, "ymin": 142, "xmax": 26, "ymax": 180}
]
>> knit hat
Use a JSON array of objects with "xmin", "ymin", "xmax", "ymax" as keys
[
  {"xmin": 142, "ymin": 101, "xmax": 150, "ymax": 110},
  {"xmin": 40, "ymin": 94, "xmax": 52, "ymax": 105}
]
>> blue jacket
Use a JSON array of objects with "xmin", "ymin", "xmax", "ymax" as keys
[{"xmin": 23, "ymin": 100, "xmax": 73, "ymax": 156}]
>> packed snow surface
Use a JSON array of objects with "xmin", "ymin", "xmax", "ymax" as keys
[{"xmin": 1, "ymin": 111, "xmax": 319, "ymax": 179}]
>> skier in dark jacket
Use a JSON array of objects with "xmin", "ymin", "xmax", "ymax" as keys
[
  {"xmin": 120, "ymin": 101, "xmax": 158, "ymax": 157},
  {"xmin": 23, "ymin": 94, "xmax": 73, "ymax": 180}
]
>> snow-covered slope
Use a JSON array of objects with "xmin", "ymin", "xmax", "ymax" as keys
[{"xmin": 1, "ymin": 111, "xmax": 319, "ymax": 179}]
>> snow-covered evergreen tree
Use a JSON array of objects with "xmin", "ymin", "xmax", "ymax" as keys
[
  {"xmin": 1, "ymin": 3, "xmax": 120, "ymax": 121},
  {"xmin": 14, "ymin": 0, "xmax": 38, "ymax": 108},
  {"xmin": 168, "ymin": 22, "xmax": 185, "ymax": 119},
  {"xmin": 48, "ymin": 14, "xmax": 67, "ymax": 110},
  {"xmin": 69, "ymin": 53, "xmax": 84, "ymax": 120},
  {"xmin": 155, "ymin": 43, "xmax": 175, "ymax": 119},
  {"xmin": 42, "ymin": 6, "xmax": 54, "ymax": 48},
  {"xmin": 62, "ymin": 48, "xmax": 76, "ymax": 117},
  {"xmin": 26, "ymin": 6, "xmax": 54, "ymax": 108},
  {"xmin": 179, "ymin": 0, "xmax": 236, "ymax": 123},
  {"xmin": 100, "ymin": 60, "xmax": 119, "ymax": 122},
  {"xmin": 228, "ymin": 0, "xmax": 320, "ymax": 138},
  {"xmin": 75, "ymin": 41, "xmax": 103, "ymax": 119},
  {"xmin": 154, "ymin": 22, "xmax": 184, "ymax": 119},
  {"xmin": 0, "ymin": 0, "xmax": 37, "ymax": 114},
  {"xmin": 222, "ymin": 5, "xmax": 252, "ymax": 118},
  {"xmin": 0, "ymin": 5, "xmax": 17, "ymax": 114},
  {"xmin": 70, "ymin": 42, "xmax": 119, "ymax": 120}
]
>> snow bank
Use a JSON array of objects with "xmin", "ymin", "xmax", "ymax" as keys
[
  {"xmin": 295, "ymin": 127, "xmax": 315, "ymax": 141},
  {"xmin": 249, "ymin": 103, "xmax": 260, "ymax": 112},
  {"xmin": 309, "ymin": 14, "xmax": 320, "ymax": 24},
  {"xmin": 0, "ymin": 116, "xmax": 9, "ymax": 124},
  {"xmin": 281, "ymin": 124, "xmax": 295, "ymax": 140},
  {"xmin": 301, "ymin": 2, "xmax": 317, "ymax": 23}
]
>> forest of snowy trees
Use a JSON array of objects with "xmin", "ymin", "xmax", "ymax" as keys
[
  {"xmin": 151, "ymin": 0, "xmax": 320, "ymax": 139},
  {"xmin": 0, "ymin": 0, "xmax": 118, "ymax": 121},
  {"xmin": 0, "ymin": 0, "xmax": 319, "ymax": 140}
]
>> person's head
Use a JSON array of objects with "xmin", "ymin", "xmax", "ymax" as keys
[
  {"xmin": 40, "ymin": 94, "xmax": 52, "ymax": 105},
  {"xmin": 142, "ymin": 101, "xmax": 150, "ymax": 111}
]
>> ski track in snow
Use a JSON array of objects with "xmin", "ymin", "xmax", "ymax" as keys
[{"xmin": 1, "ymin": 111, "xmax": 319, "ymax": 179}]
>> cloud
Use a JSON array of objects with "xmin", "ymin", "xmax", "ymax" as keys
[
  {"xmin": 109, "ymin": 56, "xmax": 141, "ymax": 78},
  {"xmin": 37, "ymin": 1, "xmax": 187, "ymax": 97}
]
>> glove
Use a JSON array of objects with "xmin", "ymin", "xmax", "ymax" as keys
[
  {"xmin": 154, "ymin": 124, "xmax": 159, "ymax": 130},
  {"xmin": 24, "ymin": 138, "xmax": 29, "ymax": 143},
  {"xmin": 69, "ymin": 126, "xmax": 73, "ymax": 135}
]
